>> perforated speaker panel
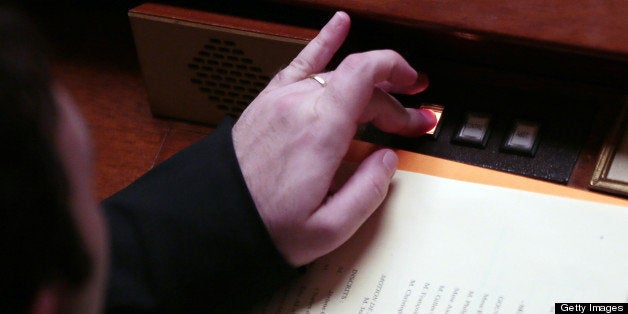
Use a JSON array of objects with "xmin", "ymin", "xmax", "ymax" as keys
[
  {"xmin": 188, "ymin": 37, "xmax": 272, "ymax": 118},
  {"xmin": 129, "ymin": 4, "xmax": 313, "ymax": 125}
]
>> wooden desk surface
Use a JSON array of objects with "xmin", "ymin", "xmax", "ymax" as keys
[
  {"xmin": 54, "ymin": 58, "xmax": 211, "ymax": 202},
  {"xmin": 44, "ymin": 4, "xmax": 212, "ymax": 201},
  {"xmin": 281, "ymin": 0, "xmax": 628, "ymax": 60},
  {"xmin": 40, "ymin": 2, "xmax": 625, "ymax": 202}
]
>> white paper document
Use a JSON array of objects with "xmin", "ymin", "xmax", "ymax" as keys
[{"xmin": 257, "ymin": 170, "xmax": 628, "ymax": 313}]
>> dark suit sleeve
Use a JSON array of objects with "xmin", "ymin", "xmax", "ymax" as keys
[{"xmin": 101, "ymin": 119, "xmax": 298, "ymax": 313}]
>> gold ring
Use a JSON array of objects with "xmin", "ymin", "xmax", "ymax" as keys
[{"xmin": 307, "ymin": 74, "xmax": 327, "ymax": 87}]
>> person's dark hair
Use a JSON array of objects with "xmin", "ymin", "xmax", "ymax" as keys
[{"xmin": 0, "ymin": 5, "xmax": 91, "ymax": 313}]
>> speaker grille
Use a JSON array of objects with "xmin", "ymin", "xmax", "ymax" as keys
[
  {"xmin": 130, "ymin": 3, "xmax": 313, "ymax": 125},
  {"xmin": 188, "ymin": 38, "xmax": 273, "ymax": 118}
]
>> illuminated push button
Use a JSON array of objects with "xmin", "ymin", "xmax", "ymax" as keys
[
  {"xmin": 419, "ymin": 103, "xmax": 445, "ymax": 138},
  {"xmin": 501, "ymin": 120, "xmax": 541, "ymax": 156},
  {"xmin": 452, "ymin": 112, "xmax": 492, "ymax": 148}
]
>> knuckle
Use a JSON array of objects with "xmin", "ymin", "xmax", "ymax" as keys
[
  {"xmin": 366, "ymin": 172, "xmax": 388, "ymax": 201},
  {"xmin": 339, "ymin": 49, "xmax": 402, "ymax": 78},
  {"xmin": 380, "ymin": 49, "xmax": 401, "ymax": 58},
  {"xmin": 314, "ymin": 221, "xmax": 341, "ymax": 241},
  {"xmin": 273, "ymin": 68, "xmax": 292, "ymax": 83},
  {"xmin": 275, "ymin": 93, "xmax": 301, "ymax": 113},
  {"xmin": 340, "ymin": 52, "xmax": 367, "ymax": 72},
  {"xmin": 288, "ymin": 56, "xmax": 315, "ymax": 76},
  {"xmin": 304, "ymin": 217, "xmax": 343, "ymax": 252},
  {"xmin": 373, "ymin": 49, "xmax": 402, "ymax": 63}
]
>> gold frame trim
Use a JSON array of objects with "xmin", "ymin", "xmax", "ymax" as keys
[{"xmin": 590, "ymin": 102, "xmax": 628, "ymax": 197}]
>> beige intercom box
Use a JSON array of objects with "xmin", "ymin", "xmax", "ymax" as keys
[{"xmin": 129, "ymin": 3, "xmax": 316, "ymax": 125}]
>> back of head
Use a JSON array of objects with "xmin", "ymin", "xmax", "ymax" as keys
[{"xmin": 0, "ymin": 5, "xmax": 91, "ymax": 313}]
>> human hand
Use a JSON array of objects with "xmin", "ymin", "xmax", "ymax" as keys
[{"xmin": 232, "ymin": 11, "xmax": 436, "ymax": 266}]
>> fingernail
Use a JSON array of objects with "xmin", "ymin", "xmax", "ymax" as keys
[
  {"xmin": 330, "ymin": 11, "xmax": 347, "ymax": 26},
  {"xmin": 383, "ymin": 150, "xmax": 398, "ymax": 174}
]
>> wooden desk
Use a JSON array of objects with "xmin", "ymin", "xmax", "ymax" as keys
[
  {"xmin": 280, "ymin": 0, "xmax": 628, "ymax": 59},
  {"xmin": 264, "ymin": 0, "xmax": 627, "ymax": 192},
  {"xmin": 39, "ymin": 4, "xmax": 212, "ymax": 201},
  {"xmin": 54, "ymin": 60, "xmax": 211, "ymax": 202},
  {"xmin": 37, "ymin": 1, "xmax": 627, "ymax": 200}
]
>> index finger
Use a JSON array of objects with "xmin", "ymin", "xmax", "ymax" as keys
[
  {"xmin": 318, "ymin": 49, "xmax": 420, "ymax": 122},
  {"xmin": 266, "ymin": 11, "xmax": 350, "ymax": 89}
]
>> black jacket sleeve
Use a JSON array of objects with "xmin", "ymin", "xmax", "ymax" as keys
[{"xmin": 102, "ymin": 119, "xmax": 298, "ymax": 313}]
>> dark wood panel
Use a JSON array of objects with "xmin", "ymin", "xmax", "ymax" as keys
[
  {"xmin": 130, "ymin": 3, "xmax": 319, "ymax": 40},
  {"xmin": 53, "ymin": 59, "xmax": 163, "ymax": 201},
  {"xmin": 53, "ymin": 59, "xmax": 212, "ymax": 201},
  {"xmin": 41, "ymin": 1, "xmax": 626, "ymax": 200},
  {"xmin": 45, "ymin": 4, "xmax": 212, "ymax": 201},
  {"xmin": 279, "ymin": 0, "xmax": 628, "ymax": 59}
]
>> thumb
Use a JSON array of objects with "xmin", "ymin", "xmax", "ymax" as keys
[{"xmin": 308, "ymin": 149, "xmax": 397, "ymax": 257}]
